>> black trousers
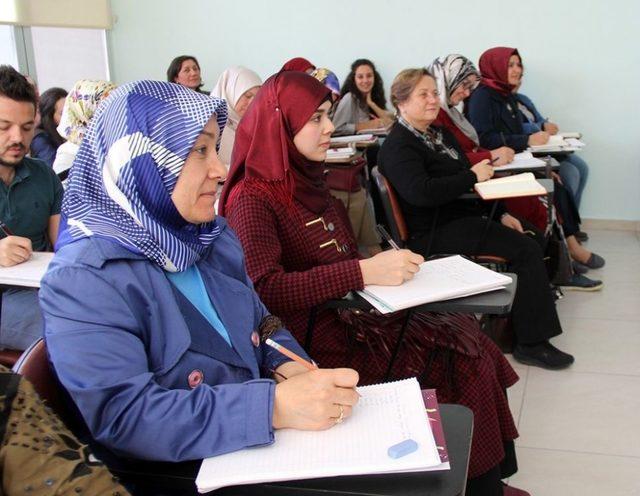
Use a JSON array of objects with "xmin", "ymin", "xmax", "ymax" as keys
[{"xmin": 409, "ymin": 216, "xmax": 562, "ymax": 345}]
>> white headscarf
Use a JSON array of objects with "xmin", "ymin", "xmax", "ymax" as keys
[
  {"xmin": 428, "ymin": 55, "xmax": 481, "ymax": 145},
  {"xmin": 211, "ymin": 66, "xmax": 262, "ymax": 166}
]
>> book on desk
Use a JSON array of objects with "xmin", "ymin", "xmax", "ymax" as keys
[
  {"xmin": 196, "ymin": 378, "xmax": 447, "ymax": 493},
  {"xmin": 475, "ymin": 172, "xmax": 547, "ymax": 200},
  {"xmin": 358, "ymin": 255, "xmax": 512, "ymax": 315},
  {"xmin": 528, "ymin": 132, "xmax": 586, "ymax": 153}
]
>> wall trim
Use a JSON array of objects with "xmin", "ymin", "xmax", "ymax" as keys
[{"xmin": 582, "ymin": 218, "xmax": 640, "ymax": 232}]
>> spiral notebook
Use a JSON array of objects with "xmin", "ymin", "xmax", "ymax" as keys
[
  {"xmin": 195, "ymin": 378, "xmax": 442, "ymax": 493},
  {"xmin": 359, "ymin": 255, "xmax": 512, "ymax": 314}
]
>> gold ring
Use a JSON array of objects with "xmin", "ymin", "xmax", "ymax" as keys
[{"xmin": 335, "ymin": 405, "xmax": 344, "ymax": 424}]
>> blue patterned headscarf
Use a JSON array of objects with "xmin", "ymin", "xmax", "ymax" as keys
[{"xmin": 58, "ymin": 80, "xmax": 228, "ymax": 272}]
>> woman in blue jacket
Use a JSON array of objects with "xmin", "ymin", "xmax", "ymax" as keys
[
  {"xmin": 467, "ymin": 47, "xmax": 604, "ymax": 274},
  {"xmin": 38, "ymin": 80, "xmax": 359, "ymax": 463}
]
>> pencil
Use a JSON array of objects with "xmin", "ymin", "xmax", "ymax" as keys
[
  {"xmin": 0, "ymin": 220, "xmax": 13, "ymax": 238},
  {"xmin": 265, "ymin": 338, "xmax": 318, "ymax": 371},
  {"xmin": 376, "ymin": 224, "xmax": 400, "ymax": 251},
  {"xmin": 489, "ymin": 157, "xmax": 500, "ymax": 165}
]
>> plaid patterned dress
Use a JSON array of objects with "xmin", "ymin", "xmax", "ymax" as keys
[{"xmin": 227, "ymin": 190, "xmax": 519, "ymax": 478}]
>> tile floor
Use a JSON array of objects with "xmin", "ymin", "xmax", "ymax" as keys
[{"xmin": 505, "ymin": 229, "xmax": 640, "ymax": 496}]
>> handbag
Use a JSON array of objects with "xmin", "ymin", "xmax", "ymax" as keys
[{"xmin": 324, "ymin": 156, "xmax": 365, "ymax": 192}]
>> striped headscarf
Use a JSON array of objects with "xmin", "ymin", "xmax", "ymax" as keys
[
  {"xmin": 429, "ymin": 54, "xmax": 481, "ymax": 145},
  {"xmin": 56, "ymin": 80, "xmax": 117, "ymax": 145},
  {"xmin": 58, "ymin": 80, "xmax": 228, "ymax": 272}
]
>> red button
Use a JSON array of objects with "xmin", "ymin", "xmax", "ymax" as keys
[
  {"xmin": 188, "ymin": 369, "xmax": 204, "ymax": 389},
  {"xmin": 251, "ymin": 331, "xmax": 260, "ymax": 347}
]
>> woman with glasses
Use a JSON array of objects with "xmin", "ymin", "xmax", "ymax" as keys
[{"xmin": 378, "ymin": 68, "xmax": 575, "ymax": 374}]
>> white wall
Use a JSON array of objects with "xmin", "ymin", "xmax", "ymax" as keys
[{"xmin": 106, "ymin": 0, "xmax": 640, "ymax": 221}]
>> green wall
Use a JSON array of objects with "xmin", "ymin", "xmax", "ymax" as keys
[{"xmin": 107, "ymin": 0, "xmax": 640, "ymax": 221}]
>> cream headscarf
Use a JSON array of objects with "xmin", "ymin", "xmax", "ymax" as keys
[
  {"xmin": 211, "ymin": 66, "xmax": 262, "ymax": 166},
  {"xmin": 428, "ymin": 55, "xmax": 480, "ymax": 145}
]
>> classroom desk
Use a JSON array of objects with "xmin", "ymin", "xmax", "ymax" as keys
[{"xmin": 109, "ymin": 404, "xmax": 473, "ymax": 496}]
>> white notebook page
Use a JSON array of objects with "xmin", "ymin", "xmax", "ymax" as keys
[
  {"xmin": 196, "ymin": 378, "xmax": 440, "ymax": 493},
  {"xmin": 359, "ymin": 255, "xmax": 511, "ymax": 314}
]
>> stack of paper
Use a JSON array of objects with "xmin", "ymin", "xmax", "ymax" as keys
[
  {"xmin": 196, "ymin": 378, "xmax": 443, "ymax": 493},
  {"xmin": 330, "ymin": 134, "xmax": 376, "ymax": 145},
  {"xmin": 475, "ymin": 172, "xmax": 547, "ymax": 200},
  {"xmin": 493, "ymin": 152, "xmax": 546, "ymax": 172},
  {"xmin": 358, "ymin": 255, "xmax": 512, "ymax": 314}
]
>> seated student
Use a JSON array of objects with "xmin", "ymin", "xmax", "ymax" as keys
[
  {"xmin": 513, "ymin": 79, "xmax": 590, "ymax": 209},
  {"xmin": 29, "ymin": 87, "xmax": 67, "ymax": 167},
  {"xmin": 429, "ymin": 54, "xmax": 547, "ymax": 232},
  {"xmin": 39, "ymin": 80, "xmax": 359, "ymax": 464},
  {"xmin": 52, "ymin": 80, "xmax": 116, "ymax": 180},
  {"xmin": 378, "ymin": 68, "xmax": 575, "ymax": 371},
  {"xmin": 281, "ymin": 56, "xmax": 316, "ymax": 74},
  {"xmin": 312, "ymin": 67, "xmax": 381, "ymax": 255},
  {"xmin": 211, "ymin": 66, "xmax": 262, "ymax": 168},
  {"xmin": 166, "ymin": 55, "xmax": 208, "ymax": 94},
  {"xmin": 221, "ymin": 71, "xmax": 527, "ymax": 496},
  {"xmin": 0, "ymin": 66, "xmax": 63, "ymax": 351},
  {"xmin": 332, "ymin": 59, "xmax": 394, "ymax": 135},
  {"xmin": 0, "ymin": 365, "xmax": 131, "ymax": 495},
  {"xmin": 466, "ymin": 47, "xmax": 605, "ymax": 273}
]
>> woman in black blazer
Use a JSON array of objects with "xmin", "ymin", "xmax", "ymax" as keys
[{"xmin": 379, "ymin": 68, "xmax": 574, "ymax": 371}]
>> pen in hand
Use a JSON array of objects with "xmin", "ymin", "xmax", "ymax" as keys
[{"xmin": 376, "ymin": 224, "xmax": 400, "ymax": 251}]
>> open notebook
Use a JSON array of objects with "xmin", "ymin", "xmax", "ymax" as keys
[
  {"xmin": 358, "ymin": 255, "xmax": 512, "ymax": 314},
  {"xmin": 492, "ymin": 152, "xmax": 546, "ymax": 172},
  {"xmin": 0, "ymin": 252, "xmax": 53, "ymax": 288},
  {"xmin": 475, "ymin": 172, "xmax": 546, "ymax": 200},
  {"xmin": 196, "ymin": 378, "xmax": 442, "ymax": 493}
]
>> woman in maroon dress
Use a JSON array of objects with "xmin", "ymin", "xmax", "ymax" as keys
[{"xmin": 220, "ymin": 71, "xmax": 527, "ymax": 496}]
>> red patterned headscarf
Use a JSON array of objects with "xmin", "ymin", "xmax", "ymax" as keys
[
  {"xmin": 280, "ymin": 57, "xmax": 316, "ymax": 73},
  {"xmin": 478, "ymin": 47, "xmax": 520, "ymax": 96},
  {"xmin": 219, "ymin": 71, "xmax": 332, "ymax": 216}
]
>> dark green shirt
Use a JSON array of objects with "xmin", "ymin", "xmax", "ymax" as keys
[{"xmin": 0, "ymin": 157, "xmax": 63, "ymax": 251}]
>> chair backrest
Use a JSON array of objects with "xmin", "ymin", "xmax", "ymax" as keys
[
  {"xmin": 371, "ymin": 166, "xmax": 408, "ymax": 246},
  {"xmin": 12, "ymin": 339, "xmax": 64, "ymax": 414},
  {"xmin": 0, "ymin": 349, "xmax": 23, "ymax": 368}
]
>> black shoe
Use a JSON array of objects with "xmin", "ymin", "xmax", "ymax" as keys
[
  {"xmin": 575, "ymin": 231, "xmax": 589, "ymax": 242},
  {"xmin": 584, "ymin": 252, "xmax": 605, "ymax": 269},
  {"xmin": 560, "ymin": 274, "xmax": 603, "ymax": 291},
  {"xmin": 572, "ymin": 260, "xmax": 589, "ymax": 274},
  {"xmin": 513, "ymin": 341, "xmax": 575, "ymax": 370}
]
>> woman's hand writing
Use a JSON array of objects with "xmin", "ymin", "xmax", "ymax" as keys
[
  {"xmin": 273, "ymin": 368, "xmax": 360, "ymax": 430},
  {"xmin": 528, "ymin": 131, "xmax": 550, "ymax": 146},
  {"xmin": 359, "ymin": 249, "xmax": 424, "ymax": 286},
  {"xmin": 489, "ymin": 146, "xmax": 515, "ymax": 166},
  {"xmin": 471, "ymin": 160, "xmax": 495, "ymax": 182}
]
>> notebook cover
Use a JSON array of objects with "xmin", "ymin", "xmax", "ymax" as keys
[{"xmin": 421, "ymin": 389, "xmax": 449, "ymax": 464}]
